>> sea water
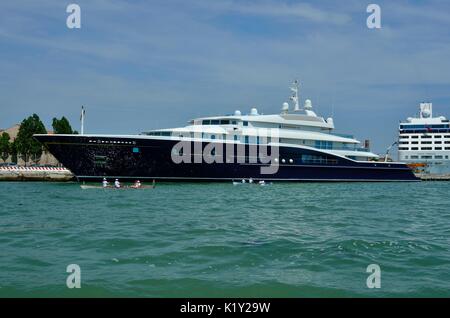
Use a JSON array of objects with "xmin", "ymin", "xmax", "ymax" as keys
[{"xmin": 0, "ymin": 181, "xmax": 449, "ymax": 297}]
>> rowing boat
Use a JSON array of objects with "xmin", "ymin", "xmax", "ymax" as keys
[{"xmin": 80, "ymin": 184, "xmax": 155, "ymax": 190}]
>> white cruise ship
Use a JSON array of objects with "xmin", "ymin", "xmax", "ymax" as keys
[{"xmin": 398, "ymin": 103, "xmax": 450, "ymax": 174}]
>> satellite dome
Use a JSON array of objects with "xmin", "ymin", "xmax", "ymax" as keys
[
  {"xmin": 304, "ymin": 99, "xmax": 312, "ymax": 109},
  {"xmin": 422, "ymin": 109, "xmax": 431, "ymax": 118},
  {"xmin": 234, "ymin": 110, "xmax": 242, "ymax": 116},
  {"xmin": 250, "ymin": 108, "xmax": 259, "ymax": 116},
  {"xmin": 282, "ymin": 102, "xmax": 289, "ymax": 112}
]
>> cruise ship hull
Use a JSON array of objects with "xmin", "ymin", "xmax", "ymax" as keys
[{"xmin": 34, "ymin": 135, "xmax": 419, "ymax": 182}]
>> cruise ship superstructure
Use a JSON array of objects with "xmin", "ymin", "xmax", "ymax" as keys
[
  {"xmin": 34, "ymin": 81, "xmax": 418, "ymax": 182},
  {"xmin": 399, "ymin": 103, "xmax": 450, "ymax": 174}
]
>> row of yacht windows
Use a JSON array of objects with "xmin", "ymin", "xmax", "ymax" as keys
[
  {"xmin": 88, "ymin": 139, "xmax": 136, "ymax": 145},
  {"xmin": 400, "ymin": 135, "xmax": 450, "ymax": 139},
  {"xmin": 202, "ymin": 119, "xmax": 239, "ymax": 125},
  {"xmin": 399, "ymin": 147, "xmax": 450, "ymax": 151},
  {"xmin": 400, "ymin": 124, "xmax": 449, "ymax": 129},
  {"xmin": 405, "ymin": 155, "xmax": 449, "ymax": 160},
  {"xmin": 146, "ymin": 131, "xmax": 352, "ymax": 148},
  {"xmin": 399, "ymin": 141, "xmax": 450, "ymax": 145},
  {"xmin": 201, "ymin": 120, "xmax": 326, "ymax": 133}
]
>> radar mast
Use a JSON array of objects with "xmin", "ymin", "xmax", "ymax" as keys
[{"xmin": 289, "ymin": 80, "xmax": 301, "ymax": 112}]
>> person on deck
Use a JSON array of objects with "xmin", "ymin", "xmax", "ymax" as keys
[
  {"xmin": 114, "ymin": 179, "xmax": 121, "ymax": 188},
  {"xmin": 134, "ymin": 180, "xmax": 141, "ymax": 188},
  {"xmin": 102, "ymin": 178, "xmax": 109, "ymax": 188}
]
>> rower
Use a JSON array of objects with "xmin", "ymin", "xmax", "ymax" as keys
[
  {"xmin": 114, "ymin": 179, "xmax": 121, "ymax": 188},
  {"xmin": 102, "ymin": 178, "xmax": 109, "ymax": 188},
  {"xmin": 134, "ymin": 180, "xmax": 141, "ymax": 188},
  {"xmin": 249, "ymin": 177, "xmax": 254, "ymax": 184}
]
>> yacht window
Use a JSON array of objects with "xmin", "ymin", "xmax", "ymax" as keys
[
  {"xmin": 435, "ymin": 155, "xmax": 443, "ymax": 159},
  {"xmin": 411, "ymin": 156, "xmax": 419, "ymax": 159},
  {"xmin": 211, "ymin": 120, "xmax": 220, "ymax": 125},
  {"xmin": 244, "ymin": 136, "xmax": 249, "ymax": 144},
  {"xmin": 202, "ymin": 120, "xmax": 211, "ymax": 125},
  {"xmin": 411, "ymin": 147, "xmax": 419, "ymax": 150},
  {"xmin": 232, "ymin": 120, "xmax": 237, "ymax": 125},
  {"xmin": 211, "ymin": 135, "xmax": 216, "ymax": 140},
  {"xmin": 421, "ymin": 147, "xmax": 432, "ymax": 150},
  {"xmin": 435, "ymin": 135, "xmax": 442, "ymax": 138},
  {"xmin": 421, "ymin": 155, "xmax": 432, "ymax": 159},
  {"xmin": 315, "ymin": 140, "xmax": 333, "ymax": 150},
  {"xmin": 435, "ymin": 147, "xmax": 442, "ymax": 150},
  {"xmin": 243, "ymin": 121, "xmax": 249, "ymax": 127},
  {"xmin": 411, "ymin": 141, "xmax": 418, "ymax": 144},
  {"xmin": 411, "ymin": 136, "xmax": 419, "ymax": 139},
  {"xmin": 220, "ymin": 120, "xmax": 230, "ymax": 125},
  {"xmin": 301, "ymin": 155, "xmax": 338, "ymax": 165},
  {"xmin": 435, "ymin": 141, "xmax": 442, "ymax": 144}
]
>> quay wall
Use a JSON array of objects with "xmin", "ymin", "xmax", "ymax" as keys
[
  {"xmin": 0, "ymin": 166, "xmax": 74, "ymax": 181},
  {"xmin": 416, "ymin": 173, "xmax": 450, "ymax": 181}
]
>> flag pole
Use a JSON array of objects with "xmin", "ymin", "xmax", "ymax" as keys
[{"xmin": 81, "ymin": 106, "xmax": 85, "ymax": 135}]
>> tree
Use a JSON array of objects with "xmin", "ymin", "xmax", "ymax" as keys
[
  {"xmin": 15, "ymin": 114, "xmax": 47, "ymax": 165},
  {"xmin": 10, "ymin": 140, "xmax": 18, "ymax": 164},
  {"xmin": 52, "ymin": 116, "xmax": 74, "ymax": 134},
  {"xmin": 0, "ymin": 132, "xmax": 10, "ymax": 162}
]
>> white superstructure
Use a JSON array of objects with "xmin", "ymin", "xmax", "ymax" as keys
[
  {"xmin": 143, "ymin": 80, "xmax": 379, "ymax": 162},
  {"xmin": 398, "ymin": 103, "xmax": 450, "ymax": 173}
]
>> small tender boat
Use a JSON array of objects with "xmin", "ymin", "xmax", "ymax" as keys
[
  {"xmin": 80, "ymin": 184, "xmax": 155, "ymax": 190},
  {"xmin": 232, "ymin": 180, "xmax": 271, "ymax": 186}
]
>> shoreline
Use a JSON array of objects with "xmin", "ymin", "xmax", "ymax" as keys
[{"xmin": 0, "ymin": 166, "xmax": 74, "ymax": 182}]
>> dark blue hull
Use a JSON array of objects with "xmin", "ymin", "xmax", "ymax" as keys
[{"xmin": 34, "ymin": 135, "xmax": 419, "ymax": 182}]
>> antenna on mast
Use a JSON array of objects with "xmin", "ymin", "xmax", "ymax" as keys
[{"xmin": 289, "ymin": 79, "xmax": 301, "ymax": 112}]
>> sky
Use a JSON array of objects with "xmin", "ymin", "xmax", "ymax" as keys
[{"xmin": 1, "ymin": 0, "xmax": 450, "ymax": 154}]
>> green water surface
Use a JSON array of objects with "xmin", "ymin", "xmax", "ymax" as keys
[{"xmin": 0, "ymin": 181, "xmax": 449, "ymax": 297}]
